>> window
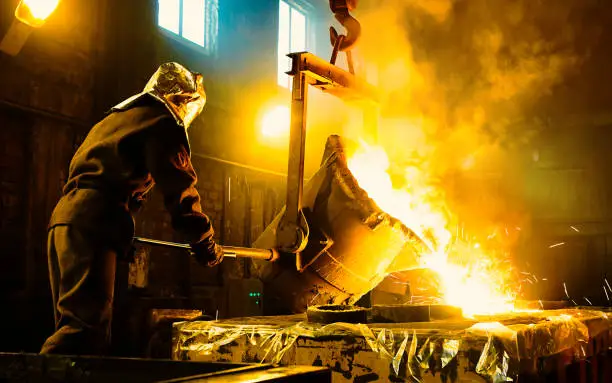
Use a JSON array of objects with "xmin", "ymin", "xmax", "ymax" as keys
[
  {"xmin": 278, "ymin": 1, "xmax": 307, "ymax": 88},
  {"xmin": 157, "ymin": 0, "xmax": 219, "ymax": 54}
]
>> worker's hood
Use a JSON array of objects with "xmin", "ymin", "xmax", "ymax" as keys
[{"xmin": 110, "ymin": 62, "xmax": 207, "ymax": 130}]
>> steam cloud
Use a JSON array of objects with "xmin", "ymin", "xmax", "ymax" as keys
[{"xmin": 347, "ymin": 0, "xmax": 600, "ymax": 236}]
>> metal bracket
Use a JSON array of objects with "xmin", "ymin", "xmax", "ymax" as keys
[
  {"xmin": 297, "ymin": 208, "xmax": 334, "ymax": 271},
  {"xmin": 276, "ymin": 51, "xmax": 379, "ymax": 271}
]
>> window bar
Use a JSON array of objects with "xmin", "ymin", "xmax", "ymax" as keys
[
  {"xmin": 203, "ymin": 0, "xmax": 207, "ymax": 51},
  {"xmin": 178, "ymin": 0, "xmax": 184, "ymax": 37}
]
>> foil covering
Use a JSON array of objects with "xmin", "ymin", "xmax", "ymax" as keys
[
  {"xmin": 172, "ymin": 309, "xmax": 611, "ymax": 382},
  {"xmin": 111, "ymin": 62, "xmax": 207, "ymax": 130}
]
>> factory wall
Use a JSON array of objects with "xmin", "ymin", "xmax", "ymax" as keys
[
  {"xmin": 449, "ymin": 122, "xmax": 612, "ymax": 306},
  {"xmin": 442, "ymin": 1, "xmax": 612, "ymax": 307},
  {"xmin": 0, "ymin": 0, "xmax": 101, "ymax": 351},
  {"xmin": 516, "ymin": 123, "xmax": 612, "ymax": 306}
]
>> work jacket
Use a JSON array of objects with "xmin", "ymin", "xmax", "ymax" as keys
[{"xmin": 48, "ymin": 100, "xmax": 213, "ymax": 256}]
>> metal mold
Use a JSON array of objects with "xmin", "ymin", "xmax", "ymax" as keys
[
  {"xmin": 306, "ymin": 305, "xmax": 369, "ymax": 324},
  {"xmin": 370, "ymin": 304, "xmax": 463, "ymax": 323}
]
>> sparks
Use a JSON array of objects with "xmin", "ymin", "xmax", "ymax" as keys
[
  {"xmin": 584, "ymin": 297, "xmax": 592, "ymax": 305},
  {"xmin": 604, "ymin": 286, "xmax": 610, "ymax": 302},
  {"xmin": 570, "ymin": 226, "xmax": 580, "ymax": 232},
  {"xmin": 605, "ymin": 278, "xmax": 612, "ymax": 292},
  {"xmin": 347, "ymin": 142, "xmax": 516, "ymax": 317},
  {"xmin": 563, "ymin": 282, "xmax": 570, "ymax": 299},
  {"xmin": 309, "ymin": 293, "xmax": 321, "ymax": 305},
  {"xmin": 549, "ymin": 242, "xmax": 565, "ymax": 248}
]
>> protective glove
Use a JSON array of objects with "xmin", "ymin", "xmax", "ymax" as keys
[{"xmin": 191, "ymin": 237, "xmax": 224, "ymax": 267}]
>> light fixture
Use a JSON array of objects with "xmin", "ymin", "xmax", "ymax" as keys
[
  {"xmin": 0, "ymin": 0, "xmax": 61, "ymax": 56},
  {"xmin": 260, "ymin": 105, "xmax": 291, "ymax": 139}
]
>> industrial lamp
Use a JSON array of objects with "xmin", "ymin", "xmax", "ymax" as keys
[{"xmin": 0, "ymin": 0, "xmax": 61, "ymax": 56}]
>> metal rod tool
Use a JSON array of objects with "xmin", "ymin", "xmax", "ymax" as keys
[{"xmin": 133, "ymin": 237, "xmax": 279, "ymax": 261}]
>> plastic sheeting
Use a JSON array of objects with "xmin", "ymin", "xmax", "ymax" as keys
[
  {"xmin": 466, "ymin": 309, "xmax": 603, "ymax": 382},
  {"xmin": 173, "ymin": 309, "xmax": 611, "ymax": 382}
]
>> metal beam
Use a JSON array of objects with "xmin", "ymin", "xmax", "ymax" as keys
[
  {"xmin": 276, "ymin": 67, "xmax": 309, "ymax": 256},
  {"xmin": 276, "ymin": 51, "xmax": 380, "ymax": 264},
  {"xmin": 287, "ymin": 52, "xmax": 380, "ymax": 103}
]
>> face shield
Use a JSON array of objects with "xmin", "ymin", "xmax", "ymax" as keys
[{"xmin": 111, "ymin": 62, "xmax": 207, "ymax": 129}]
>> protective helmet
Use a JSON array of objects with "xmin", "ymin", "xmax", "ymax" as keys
[{"xmin": 110, "ymin": 62, "xmax": 207, "ymax": 129}]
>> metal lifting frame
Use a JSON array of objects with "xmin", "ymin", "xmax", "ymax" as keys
[{"xmin": 276, "ymin": 51, "xmax": 380, "ymax": 271}]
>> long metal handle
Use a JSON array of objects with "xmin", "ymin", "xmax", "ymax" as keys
[
  {"xmin": 133, "ymin": 237, "xmax": 279, "ymax": 261},
  {"xmin": 134, "ymin": 237, "xmax": 191, "ymax": 250},
  {"xmin": 222, "ymin": 246, "xmax": 279, "ymax": 261}
]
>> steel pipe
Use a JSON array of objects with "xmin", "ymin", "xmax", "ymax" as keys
[
  {"xmin": 287, "ymin": 52, "xmax": 380, "ymax": 103},
  {"xmin": 221, "ymin": 246, "xmax": 279, "ymax": 261},
  {"xmin": 133, "ymin": 237, "xmax": 278, "ymax": 261}
]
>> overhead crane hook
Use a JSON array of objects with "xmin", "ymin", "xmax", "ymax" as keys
[{"xmin": 329, "ymin": 0, "xmax": 361, "ymax": 73}]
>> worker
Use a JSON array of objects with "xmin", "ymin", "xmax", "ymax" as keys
[{"xmin": 40, "ymin": 62, "xmax": 223, "ymax": 356}]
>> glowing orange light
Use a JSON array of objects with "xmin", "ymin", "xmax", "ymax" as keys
[
  {"xmin": 347, "ymin": 141, "xmax": 517, "ymax": 317},
  {"xmin": 15, "ymin": 0, "xmax": 61, "ymax": 28},
  {"xmin": 260, "ymin": 105, "xmax": 290, "ymax": 139}
]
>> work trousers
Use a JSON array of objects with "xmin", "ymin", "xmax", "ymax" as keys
[{"xmin": 40, "ymin": 225, "xmax": 117, "ymax": 355}]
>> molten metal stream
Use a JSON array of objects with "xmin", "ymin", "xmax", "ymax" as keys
[{"xmin": 347, "ymin": 142, "xmax": 516, "ymax": 317}]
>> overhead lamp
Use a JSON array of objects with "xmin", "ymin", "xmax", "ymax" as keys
[
  {"xmin": 0, "ymin": 0, "xmax": 61, "ymax": 56},
  {"xmin": 260, "ymin": 105, "xmax": 291, "ymax": 139}
]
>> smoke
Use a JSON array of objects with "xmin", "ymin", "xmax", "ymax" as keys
[{"xmin": 344, "ymin": 0, "xmax": 597, "ymax": 238}]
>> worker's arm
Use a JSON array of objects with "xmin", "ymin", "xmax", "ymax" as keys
[{"xmin": 143, "ymin": 117, "xmax": 222, "ymax": 265}]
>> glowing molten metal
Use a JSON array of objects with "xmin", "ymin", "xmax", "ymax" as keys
[{"xmin": 347, "ymin": 142, "xmax": 516, "ymax": 317}]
